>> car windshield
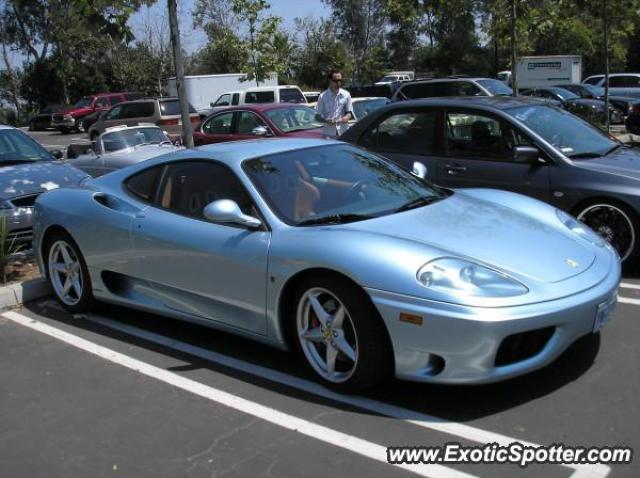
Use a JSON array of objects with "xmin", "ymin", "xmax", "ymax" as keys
[
  {"xmin": 477, "ymin": 79, "xmax": 513, "ymax": 96},
  {"xmin": 352, "ymin": 98, "xmax": 389, "ymax": 120},
  {"xmin": 74, "ymin": 97, "xmax": 92, "ymax": 108},
  {"xmin": 243, "ymin": 144, "xmax": 449, "ymax": 226},
  {"xmin": 552, "ymin": 88, "xmax": 580, "ymax": 100},
  {"xmin": 0, "ymin": 129, "xmax": 52, "ymax": 163},
  {"xmin": 101, "ymin": 127, "xmax": 170, "ymax": 153},
  {"xmin": 506, "ymin": 105, "xmax": 618, "ymax": 158},
  {"xmin": 265, "ymin": 106, "xmax": 323, "ymax": 132},
  {"xmin": 380, "ymin": 76, "xmax": 398, "ymax": 82}
]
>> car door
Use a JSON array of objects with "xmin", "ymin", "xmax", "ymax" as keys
[
  {"xmin": 438, "ymin": 109, "xmax": 550, "ymax": 201},
  {"xmin": 356, "ymin": 107, "xmax": 444, "ymax": 182},
  {"xmin": 193, "ymin": 111, "xmax": 236, "ymax": 145},
  {"xmin": 129, "ymin": 160, "xmax": 270, "ymax": 334},
  {"xmin": 100, "ymin": 104, "xmax": 126, "ymax": 131},
  {"xmin": 234, "ymin": 111, "xmax": 270, "ymax": 140}
]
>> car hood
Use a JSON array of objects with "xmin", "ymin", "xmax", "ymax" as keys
[
  {"xmin": 56, "ymin": 106, "xmax": 92, "ymax": 117},
  {"xmin": 0, "ymin": 161, "xmax": 88, "ymax": 200},
  {"xmin": 572, "ymin": 147, "xmax": 640, "ymax": 181},
  {"xmin": 342, "ymin": 192, "xmax": 595, "ymax": 284},
  {"xmin": 283, "ymin": 128, "xmax": 325, "ymax": 139}
]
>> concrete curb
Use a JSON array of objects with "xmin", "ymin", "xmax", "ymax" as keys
[{"xmin": 0, "ymin": 277, "xmax": 51, "ymax": 310}]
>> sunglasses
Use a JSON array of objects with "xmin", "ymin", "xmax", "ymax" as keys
[{"xmin": 331, "ymin": 78, "xmax": 343, "ymax": 83}]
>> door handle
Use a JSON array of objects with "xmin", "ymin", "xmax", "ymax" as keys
[{"xmin": 444, "ymin": 164, "xmax": 467, "ymax": 175}]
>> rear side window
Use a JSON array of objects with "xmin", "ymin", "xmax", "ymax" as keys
[
  {"xmin": 399, "ymin": 83, "xmax": 438, "ymax": 99},
  {"xmin": 609, "ymin": 76, "xmax": 628, "ymax": 87},
  {"xmin": 123, "ymin": 102, "xmax": 155, "ymax": 118},
  {"xmin": 359, "ymin": 110, "xmax": 439, "ymax": 154},
  {"xmin": 279, "ymin": 88, "xmax": 306, "ymax": 103},
  {"xmin": 245, "ymin": 91, "xmax": 275, "ymax": 103},
  {"xmin": 124, "ymin": 165, "xmax": 163, "ymax": 203},
  {"xmin": 442, "ymin": 81, "xmax": 482, "ymax": 96},
  {"xmin": 160, "ymin": 100, "xmax": 196, "ymax": 115}
]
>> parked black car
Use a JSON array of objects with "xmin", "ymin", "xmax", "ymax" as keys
[
  {"xmin": 521, "ymin": 87, "xmax": 623, "ymax": 126},
  {"xmin": 341, "ymin": 96, "xmax": 640, "ymax": 265},
  {"xmin": 28, "ymin": 104, "xmax": 65, "ymax": 131}
]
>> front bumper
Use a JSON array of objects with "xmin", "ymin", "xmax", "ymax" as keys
[
  {"xmin": 3, "ymin": 208, "xmax": 34, "ymax": 247},
  {"xmin": 366, "ymin": 255, "xmax": 620, "ymax": 384},
  {"xmin": 52, "ymin": 117, "xmax": 77, "ymax": 129}
]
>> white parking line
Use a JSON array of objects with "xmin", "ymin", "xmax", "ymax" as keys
[
  {"xmin": 77, "ymin": 313, "xmax": 610, "ymax": 478},
  {"xmin": 617, "ymin": 296, "xmax": 640, "ymax": 306},
  {"xmin": 619, "ymin": 282, "xmax": 640, "ymax": 290},
  {"xmin": 2, "ymin": 311, "xmax": 472, "ymax": 478}
]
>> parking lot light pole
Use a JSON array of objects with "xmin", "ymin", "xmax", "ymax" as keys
[
  {"xmin": 168, "ymin": 0, "xmax": 194, "ymax": 148},
  {"xmin": 511, "ymin": 0, "xmax": 518, "ymax": 96},
  {"xmin": 604, "ymin": 0, "xmax": 610, "ymax": 132}
]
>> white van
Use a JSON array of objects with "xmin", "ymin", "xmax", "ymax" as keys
[{"xmin": 210, "ymin": 85, "xmax": 307, "ymax": 110}]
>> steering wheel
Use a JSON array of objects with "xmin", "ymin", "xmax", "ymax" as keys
[{"xmin": 343, "ymin": 180, "xmax": 373, "ymax": 202}]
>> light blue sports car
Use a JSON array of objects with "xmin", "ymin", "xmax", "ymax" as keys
[{"xmin": 33, "ymin": 138, "xmax": 621, "ymax": 391}]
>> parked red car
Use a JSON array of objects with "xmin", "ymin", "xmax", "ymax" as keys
[
  {"xmin": 52, "ymin": 92, "xmax": 142, "ymax": 133},
  {"xmin": 193, "ymin": 103, "xmax": 325, "ymax": 146}
]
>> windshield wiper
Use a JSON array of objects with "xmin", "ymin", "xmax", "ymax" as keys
[
  {"xmin": 604, "ymin": 144, "xmax": 623, "ymax": 155},
  {"xmin": 394, "ymin": 195, "xmax": 443, "ymax": 213},
  {"xmin": 297, "ymin": 213, "xmax": 373, "ymax": 226},
  {"xmin": 568, "ymin": 152, "xmax": 603, "ymax": 159}
]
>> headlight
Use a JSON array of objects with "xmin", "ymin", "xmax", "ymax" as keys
[
  {"xmin": 417, "ymin": 258, "xmax": 528, "ymax": 299},
  {"xmin": 64, "ymin": 114, "xmax": 73, "ymax": 120},
  {"xmin": 556, "ymin": 209, "xmax": 604, "ymax": 247}
]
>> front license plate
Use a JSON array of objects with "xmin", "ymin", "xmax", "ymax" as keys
[{"xmin": 593, "ymin": 293, "xmax": 617, "ymax": 333}]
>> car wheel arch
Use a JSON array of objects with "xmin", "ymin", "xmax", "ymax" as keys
[{"xmin": 277, "ymin": 268, "xmax": 394, "ymax": 358}]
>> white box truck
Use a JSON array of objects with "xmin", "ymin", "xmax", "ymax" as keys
[
  {"xmin": 515, "ymin": 55, "xmax": 582, "ymax": 89},
  {"xmin": 166, "ymin": 73, "xmax": 278, "ymax": 114}
]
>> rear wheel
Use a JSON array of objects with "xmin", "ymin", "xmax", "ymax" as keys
[
  {"xmin": 576, "ymin": 201, "xmax": 639, "ymax": 266},
  {"xmin": 292, "ymin": 275, "xmax": 392, "ymax": 392},
  {"xmin": 45, "ymin": 232, "xmax": 94, "ymax": 312}
]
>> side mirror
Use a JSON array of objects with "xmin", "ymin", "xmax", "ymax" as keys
[
  {"xmin": 51, "ymin": 149, "xmax": 64, "ymax": 160},
  {"xmin": 252, "ymin": 126, "xmax": 271, "ymax": 137},
  {"xmin": 513, "ymin": 145, "xmax": 541, "ymax": 164},
  {"xmin": 210, "ymin": 102, "xmax": 214, "ymax": 107},
  {"xmin": 203, "ymin": 199, "xmax": 262, "ymax": 229},
  {"xmin": 412, "ymin": 161, "xmax": 428, "ymax": 179}
]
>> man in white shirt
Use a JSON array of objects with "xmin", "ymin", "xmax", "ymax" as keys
[{"xmin": 315, "ymin": 69, "xmax": 354, "ymax": 137}]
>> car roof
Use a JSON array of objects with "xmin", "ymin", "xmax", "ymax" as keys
[
  {"xmin": 245, "ymin": 85, "xmax": 301, "ymax": 91},
  {"xmin": 212, "ymin": 103, "xmax": 314, "ymax": 113},
  {"xmin": 384, "ymin": 96, "xmax": 548, "ymax": 110},
  {"xmin": 180, "ymin": 138, "xmax": 340, "ymax": 165}
]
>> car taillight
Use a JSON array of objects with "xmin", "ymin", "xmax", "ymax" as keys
[{"xmin": 159, "ymin": 118, "xmax": 179, "ymax": 125}]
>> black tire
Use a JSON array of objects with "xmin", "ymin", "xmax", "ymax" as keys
[
  {"xmin": 59, "ymin": 127, "xmax": 70, "ymax": 134},
  {"xmin": 44, "ymin": 231, "xmax": 95, "ymax": 313},
  {"xmin": 575, "ymin": 200, "xmax": 640, "ymax": 267},
  {"xmin": 289, "ymin": 274, "xmax": 393, "ymax": 392}
]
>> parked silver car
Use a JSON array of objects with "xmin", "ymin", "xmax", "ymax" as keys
[
  {"xmin": 67, "ymin": 125, "xmax": 181, "ymax": 177},
  {"xmin": 34, "ymin": 138, "xmax": 620, "ymax": 391},
  {"xmin": 0, "ymin": 125, "xmax": 87, "ymax": 245}
]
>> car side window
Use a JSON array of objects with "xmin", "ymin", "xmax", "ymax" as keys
[
  {"xmin": 110, "ymin": 95, "xmax": 123, "ymax": 105},
  {"xmin": 203, "ymin": 112, "xmax": 234, "ymax": 134},
  {"xmin": 445, "ymin": 82, "xmax": 482, "ymax": 96},
  {"xmin": 156, "ymin": 161, "xmax": 255, "ymax": 223},
  {"xmin": 215, "ymin": 94, "xmax": 231, "ymax": 106},
  {"xmin": 609, "ymin": 76, "xmax": 627, "ymax": 87},
  {"xmin": 237, "ymin": 112, "xmax": 266, "ymax": 134},
  {"xmin": 446, "ymin": 111, "xmax": 531, "ymax": 161},
  {"xmin": 246, "ymin": 91, "xmax": 275, "ymax": 103},
  {"xmin": 359, "ymin": 110, "xmax": 439, "ymax": 154},
  {"xmin": 105, "ymin": 105, "xmax": 123, "ymax": 120},
  {"xmin": 95, "ymin": 97, "xmax": 109, "ymax": 108},
  {"xmin": 622, "ymin": 75, "xmax": 640, "ymax": 87},
  {"xmin": 124, "ymin": 165, "xmax": 164, "ymax": 203},
  {"xmin": 399, "ymin": 83, "xmax": 436, "ymax": 99}
]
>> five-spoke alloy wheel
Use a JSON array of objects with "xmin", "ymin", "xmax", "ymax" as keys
[
  {"xmin": 293, "ymin": 275, "xmax": 392, "ymax": 392},
  {"xmin": 46, "ymin": 233, "xmax": 94, "ymax": 312}
]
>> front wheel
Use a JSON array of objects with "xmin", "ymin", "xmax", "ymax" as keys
[
  {"xmin": 46, "ymin": 233, "xmax": 94, "ymax": 312},
  {"xmin": 576, "ymin": 202, "xmax": 639, "ymax": 266},
  {"xmin": 292, "ymin": 275, "xmax": 392, "ymax": 392}
]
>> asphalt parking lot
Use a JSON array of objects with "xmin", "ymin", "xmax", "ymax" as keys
[
  {"xmin": 23, "ymin": 127, "xmax": 90, "ymax": 152},
  {"xmin": 1, "ymin": 273, "xmax": 638, "ymax": 478}
]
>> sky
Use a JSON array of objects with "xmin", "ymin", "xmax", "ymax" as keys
[
  {"xmin": 6, "ymin": 0, "xmax": 331, "ymax": 68},
  {"xmin": 130, "ymin": 0, "xmax": 331, "ymax": 54}
]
